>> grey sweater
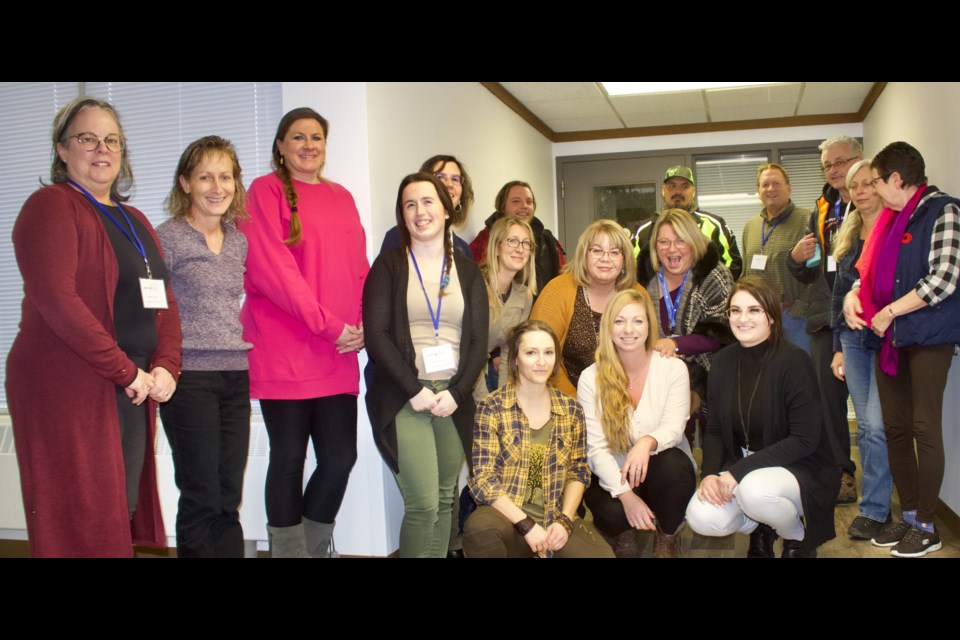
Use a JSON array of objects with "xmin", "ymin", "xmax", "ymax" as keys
[{"xmin": 157, "ymin": 218, "xmax": 251, "ymax": 371}]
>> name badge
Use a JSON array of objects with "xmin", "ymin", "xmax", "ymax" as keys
[
  {"xmin": 827, "ymin": 256, "xmax": 837, "ymax": 272},
  {"xmin": 140, "ymin": 278, "xmax": 168, "ymax": 309},
  {"xmin": 751, "ymin": 254, "xmax": 768, "ymax": 271},
  {"xmin": 422, "ymin": 343, "xmax": 455, "ymax": 374}
]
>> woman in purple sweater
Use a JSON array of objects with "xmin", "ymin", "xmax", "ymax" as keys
[
  {"xmin": 240, "ymin": 108, "xmax": 369, "ymax": 558},
  {"xmin": 158, "ymin": 136, "xmax": 252, "ymax": 558}
]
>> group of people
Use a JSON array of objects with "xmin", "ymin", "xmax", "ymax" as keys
[{"xmin": 6, "ymin": 96, "xmax": 956, "ymax": 559}]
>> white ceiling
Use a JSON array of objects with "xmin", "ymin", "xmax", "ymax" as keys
[{"xmin": 498, "ymin": 82, "xmax": 876, "ymax": 133}]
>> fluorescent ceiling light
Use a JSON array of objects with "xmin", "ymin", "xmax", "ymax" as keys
[{"xmin": 602, "ymin": 82, "xmax": 779, "ymax": 96}]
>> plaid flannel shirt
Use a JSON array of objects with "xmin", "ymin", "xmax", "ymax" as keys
[
  {"xmin": 914, "ymin": 190, "xmax": 960, "ymax": 305},
  {"xmin": 469, "ymin": 383, "xmax": 590, "ymax": 528}
]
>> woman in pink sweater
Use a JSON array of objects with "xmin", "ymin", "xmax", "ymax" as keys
[{"xmin": 240, "ymin": 107, "xmax": 369, "ymax": 558}]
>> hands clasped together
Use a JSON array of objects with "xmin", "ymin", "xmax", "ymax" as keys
[{"xmin": 124, "ymin": 366, "xmax": 176, "ymax": 406}]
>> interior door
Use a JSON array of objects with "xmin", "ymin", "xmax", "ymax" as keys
[{"xmin": 557, "ymin": 153, "xmax": 685, "ymax": 250}]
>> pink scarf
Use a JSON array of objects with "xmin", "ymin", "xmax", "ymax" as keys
[{"xmin": 855, "ymin": 186, "xmax": 926, "ymax": 375}]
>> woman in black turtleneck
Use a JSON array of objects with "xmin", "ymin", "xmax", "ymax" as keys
[{"xmin": 685, "ymin": 276, "xmax": 839, "ymax": 558}]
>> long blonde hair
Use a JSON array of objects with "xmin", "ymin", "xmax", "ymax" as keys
[
  {"xmin": 595, "ymin": 289, "xmax": 659, "ymax": 453},
  {"xmin": 833, "ymin": 159, "xmax": 875, "ymax": 262},
  {"xmin": 484, "ymin": 217, "xmax": 536, "ymax": 322}
]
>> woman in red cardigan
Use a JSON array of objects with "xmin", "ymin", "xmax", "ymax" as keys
[{"xmin": 7, "ymin": 97, "xmax": 181, "ymax": 557}]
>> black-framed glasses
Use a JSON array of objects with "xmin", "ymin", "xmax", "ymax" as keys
[
  {"xmin": 822, "ymin": 156, "xmax": 859, "ymax": 173},
  {"xmin": 868, "ymin": 175, "xmax": 889, "ymax": 187},
  {"xmin": 67, "ymin": 132, "xmax": 124, "ymax": 153},
  {"xmin": 503, "ymin": 237, "xmax": 534, "ymax": 251},
  {"xmin": 434, "ymin": 172, "xmax": 463, "ymax": 186}
]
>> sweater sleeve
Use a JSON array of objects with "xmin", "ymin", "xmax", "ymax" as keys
[
  {"xmin": 701, "ymin": 348, "xmax": 730, "ymax": 478},
  {"xmin": 448, "ymin": 257, "xmax": 489, "ymax": 408},
  {"xmin": 240, "ymin": 176, "xmax": 345, "ymax": 343},
  {"xmin": 12, "ymin": 188, "xmax": 139, "ymax": 387},
  {"xmin": 727, "ymin": 348, "xmax": 822, "ymax": 483},
  {"xmin": 644, "ymin": 356, "xmax": 690, "ymax": 454},
  {"xmin": 578, "ymin": 366, "xmax": 630, "ymax": 497},
  {"xmin": 362, "ymin": 253, "xmax": 424, "ymax": 401},
  {"xmin": 786, "ymin": 209, "xmax": 820, "ymax": 284}
]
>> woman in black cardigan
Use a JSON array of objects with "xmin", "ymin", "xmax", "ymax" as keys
[
  {"xmin": 363, "ymin": 173, "xmax": 488, "ymax": 557},
  {"xmin": 686, "ymin": 276, "xmax": 839, "ymax": 557}
]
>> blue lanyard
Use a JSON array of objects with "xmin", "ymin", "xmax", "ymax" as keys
[
  {"xmin": 760, "ymin": 215, "xmax": 784, "ymax": 248},
  {"xmin": 657, "ymin": 269, "xmax": 689, "ymax": 334},
  {"xmin": 70, "ymin": 180, "xmax": 153, "ymax": 279},
  {"xmin": 409, "ymin": 249, "xmax": 446, "ymax": 343},
  {"xmin": 833, "ymin": 200, "xmax": 842, "ymax": 226}
]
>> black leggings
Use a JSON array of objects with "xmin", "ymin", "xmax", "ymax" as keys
[
  {"xmin": 260, "ymin": 395, "xmax": 358, "ymax": 527},
  {"xmin": 585, "ymin": 447, "xmax": 696, "ymax": 535}
]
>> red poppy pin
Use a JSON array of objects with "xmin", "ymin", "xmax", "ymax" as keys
[{"xmin": 902, "ymin": 233, "xmax": 912, "ymax": 244}]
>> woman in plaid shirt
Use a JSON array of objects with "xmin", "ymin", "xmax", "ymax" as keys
[
  {"xmin": 463, "ymin": 320, "xmax": 613, "ymax": 557},
  {"xmin": 843, "ymin": 142, "xmax": 960, "ymax": 558}
]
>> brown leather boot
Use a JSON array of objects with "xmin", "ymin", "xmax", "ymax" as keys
[
  {"xmin": 612, "ymin": 529, "xmax": 641, "ymax": 558},
  {"xmin": 653, "ymin": 521, "xmax": 683, "ymax": 558}
]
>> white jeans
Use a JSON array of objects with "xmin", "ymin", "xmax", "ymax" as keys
[{"xmin": 686, "ymin": 467, "xmax": 805, "ymax": 541}]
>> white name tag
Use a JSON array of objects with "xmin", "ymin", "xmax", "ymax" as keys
[
  {"xmin": 827, "ymin": 256, "xmax": 837, "ymax": 272},
  {"xmin": 751, "ymin": 254, "xmax": 768, "ymax": 271},
  {"xmin": 422, "ymin": 343, "xmax": 455, "ymax": 374},
  {"xmin": 140, "ymin": 278, "xmax": 168, "ymax": 309}
]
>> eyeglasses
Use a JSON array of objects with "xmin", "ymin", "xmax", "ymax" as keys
[
  {"xmin": 503, "ymin": 237, "xmax": 534, "ymax": 251},
  {"xmin": 66, "ymin": 132, "xmax": 124, "ymax": 153},
  {"xmin": 434, "ymin": 173, "xmax": 463, "ymax": 186},
  {"xmin": 588, "ymin": 246, "xmax": 623, "ymax": 260},
  {"xmin": 656, "ymin": 238, "xmax": 688, "ymax": 250},
  {"xmin": 822, "ymin": 157, "xmax": 859, "ymax": 173},
  {"xmin": 868, "ymin": 175, "xmax": 888, "ymax": 187},
  {"xmin": 727, "ymin": 306, "xmax": 766, "ymax": 319}
]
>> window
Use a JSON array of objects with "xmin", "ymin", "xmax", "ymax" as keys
[{"xmin": 0, "ymin": 82, "xmax": 282, "ymax": 407}]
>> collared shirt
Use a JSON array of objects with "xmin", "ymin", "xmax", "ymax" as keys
[
  {"xmin": 470, "ymin": 383, "xmax": 590, "ymax": 528},
  {"xmin": 741, "ymin": 201, "xmax": 813, "ymax": 315}
]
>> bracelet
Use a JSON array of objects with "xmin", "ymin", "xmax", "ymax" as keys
[
  {"xmin": 513, "ymin": 516, "xmax": 536, "ymax": 537},
  {"xmin": 553, "ymin": 513, "xmax": 574, "ymax": 536}
]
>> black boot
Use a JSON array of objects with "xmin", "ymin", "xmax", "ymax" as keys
[
  {"xmin": 781, "ymin": 538, "xmax": 816, "ymax": 558},
  {"xmin": 747, "ymin": 523, "xmax": 777, "ymax": 558}
]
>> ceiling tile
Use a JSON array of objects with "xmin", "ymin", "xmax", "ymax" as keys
[
  {"xmin": 706, "ymin": 83, "xmax": 802, "ymax": 121},
  {"xmin": 798, "ymin": 81, "xmax": 874, "ymax": 115},
  {"xmin": 611, "ymin": 92, "xmax": 708, "ymax": 127}
]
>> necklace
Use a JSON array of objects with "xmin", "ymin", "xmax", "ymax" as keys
[{"xmin": 736, "ymin": 344, "xmax": 770, "ymax": 455}]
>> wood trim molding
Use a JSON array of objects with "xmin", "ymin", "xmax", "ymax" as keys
[
  {"xmin": 482, "ymin": 83, "xmax": 880, "ymax": 143},
  {"xmin": 857, "ymin": 82, "xmax": 887, "ymax": 120},
  {"xmin": 480, "ymin": 82, "xmax": 555, "ymax": 141}
]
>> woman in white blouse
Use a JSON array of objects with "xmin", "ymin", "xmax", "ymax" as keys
[{"xmin": 578, "ymin": 288, "xmax": 697, "ymax": 557}]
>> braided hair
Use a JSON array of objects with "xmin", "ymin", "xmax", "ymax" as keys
[{"xmin": 272, "ymin": 107, "xmax": 329, "ymax": 246}]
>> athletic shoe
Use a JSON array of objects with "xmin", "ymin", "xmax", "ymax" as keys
[
  {"xmin": 871, "ymin": 519, "xmax": 911, "ymax": 547},
  {"xmin": 890, "ymin": 526, "xmax": 942, "ymax": 558}
]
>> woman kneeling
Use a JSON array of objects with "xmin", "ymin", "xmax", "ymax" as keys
[
  {"xmin": 686, "ymin": 276, "xmax": 839, "ymax": 558},
  {"xmin": 463, "ymin": 320, "xmax": 613, "ymax": 558}
]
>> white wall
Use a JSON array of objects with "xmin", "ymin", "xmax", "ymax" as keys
[
  {"xmin": 863, "ymin": 82, "xmax": 960, "ymax": 515},
  {"xmin": 366, "ymin": 82, "xmax": 555, "ymax": 244}
]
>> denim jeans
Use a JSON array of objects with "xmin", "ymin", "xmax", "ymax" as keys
[
  {"xmin": 781, "ymin": 306, "xmax": 811, "ymax": 356},
  {"xmin": 838, "ymin": 328, "xmax": 892, "ymax": 522}
]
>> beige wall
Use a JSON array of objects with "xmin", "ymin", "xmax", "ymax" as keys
[
  {"xmin": 366, "ymin": 82, "xmax": 555, "ymax": 247},
  {"xmin": 862, "ymin": 81, "xmax": 960, "ymax": 514}
]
